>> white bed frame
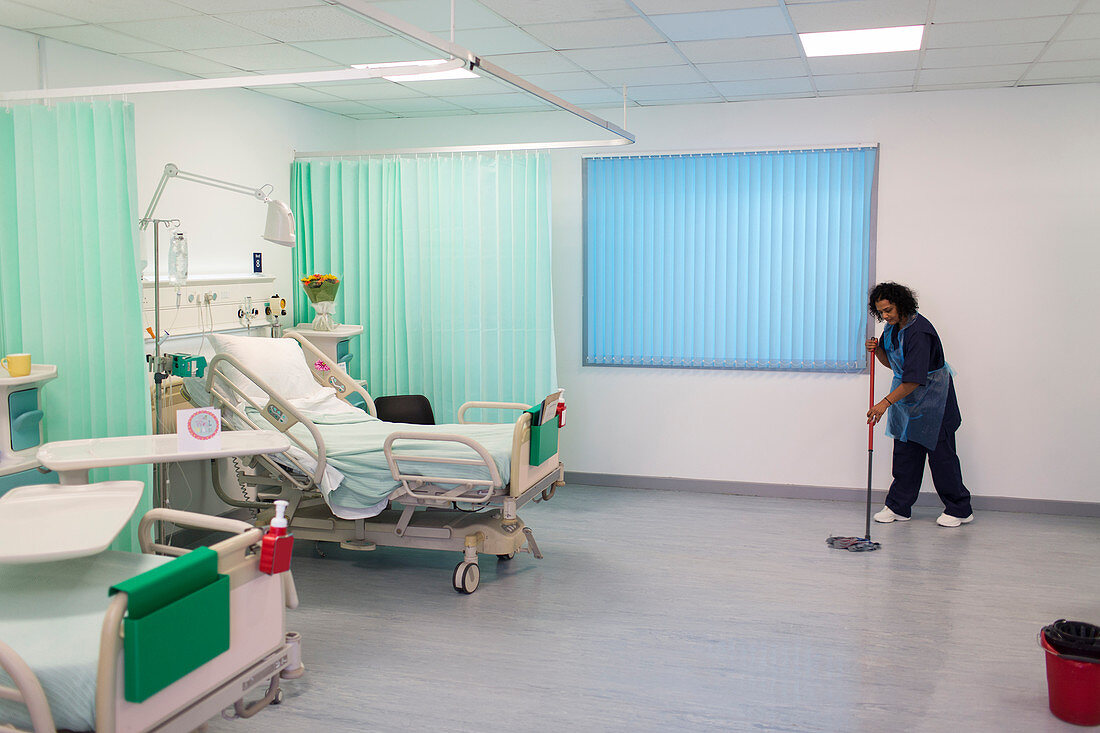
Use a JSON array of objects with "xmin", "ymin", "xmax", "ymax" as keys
[
  {"xmin": 205, "ymin": 333, "xmax": 564, "ymax": 594},
  {"xmin": 0, "ymin": 509, "xmax": 299, "ymax": 733}
]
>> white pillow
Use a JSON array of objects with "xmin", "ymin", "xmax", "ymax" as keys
[{"xmin": 208, "ymin": 333, "xmax": 326, "ymax": 406}]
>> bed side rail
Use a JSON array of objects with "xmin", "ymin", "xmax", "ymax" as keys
[
  {"xmin": 283, "ymin": 332, "xmax": 376, "ymax": 416},
  {"xmin": 205, "ymin": 352, "xmax": 327, "ymax": 490},
  {"xmin": 383, "ymin": 432, "xmax": 505, "ymax": 503},
  {"xmin": 456, "ymin": 401, "xmax": 530, "ymax": 424},
  {"xmin": 0, "ymin": 641, "xmax": 55, "ymax": 733}
]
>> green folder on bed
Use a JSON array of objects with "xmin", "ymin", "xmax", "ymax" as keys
[{"xmin": 109, "ymin": 547, "xmax": 230, "ymax": 702}]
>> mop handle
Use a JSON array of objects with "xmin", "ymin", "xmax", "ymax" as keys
[{"xmin": 868, "ymin": 343, "xmax": 876, "ymax": 451}]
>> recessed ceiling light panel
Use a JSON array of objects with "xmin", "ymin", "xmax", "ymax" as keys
[{"xmin": 799, "ymin": 25, "xmax": 924, "ymax": 57}]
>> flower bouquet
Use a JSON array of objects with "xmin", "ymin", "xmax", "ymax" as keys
[{"xmin": 301, "ymin": 273, "xmax": 340, "ymax": 331}]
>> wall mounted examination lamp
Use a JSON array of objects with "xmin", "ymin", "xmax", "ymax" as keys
[{"xmin": 139, "ymin": 163, "xmax": 296, "ymax": 247}]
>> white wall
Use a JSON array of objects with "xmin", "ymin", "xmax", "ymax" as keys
[
  {"xmin": 1, "ymin": 27, "xmax": 360, "ymax": 514},
  {"xmin": 354, "ymin": 83, "xmax": 1100, "ymax": 504}
]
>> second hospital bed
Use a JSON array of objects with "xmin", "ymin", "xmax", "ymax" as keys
[{"xmin": 198, "ymin": 332, "xmax": 565, "ymax": 594}]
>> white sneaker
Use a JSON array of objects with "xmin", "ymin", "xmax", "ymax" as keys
[
  {"xmin": 936, "ymin": 513, "xmax": 974, "ymax": 527},
  {"xmin": 873, "ymin": 506, "xmax": 911, "ymax": 523}
]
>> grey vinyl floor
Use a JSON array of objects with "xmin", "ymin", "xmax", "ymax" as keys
[{"xmin": 206, "ymin": 485, "xmax": 1100, "ymax": 733}]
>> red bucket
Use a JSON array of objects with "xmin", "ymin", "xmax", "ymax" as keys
[{"xmin": 1040, "ymin": 631, "xmax": 1100, "ymax": 726}]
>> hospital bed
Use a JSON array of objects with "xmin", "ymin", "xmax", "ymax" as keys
[
  {"xmin": 0, "ymin": 506, "xmax": 300, "ymax": 733},
  {"xmin": 199, "ymin": 332, "xmax": 564, "ymax": 594}
]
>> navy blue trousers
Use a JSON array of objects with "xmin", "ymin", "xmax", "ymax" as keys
[{"xmin": 884, "ymin": 425, "xmax": 972, "ymax": 519}]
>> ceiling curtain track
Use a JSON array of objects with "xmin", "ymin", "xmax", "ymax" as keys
[{"xmin": 291, "ymin": 150, "xmax": 557, "ymax": 423}]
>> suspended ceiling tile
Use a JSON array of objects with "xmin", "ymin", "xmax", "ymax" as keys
[
  {"xmin": 523, "ymin": 18, "xmax": 665, "ymax": 50},
  {"xmin": 31, "ymin": 24, "xmax": 169, "ymax": 54},
  {"xmin": 806, "ymin": 50, "xmax": 918, "ymax": 75},
  {"xmin": 634, "ymin": 97, "xmax": 724, "ymax": 107},
  {"xmin": 1084, "ymin": 0, "xmax": 1100, "ymax": 10},
  {"xmin": 817, "ymin": 86, "xmax": 910, "ymax": 96},
  {"xmin": 252, "ymin": 84, "xmax": 344, "ymax": 103},
  {"xmin": 434, "ymin": 92, "xmax": 549, "ymax": 109},
  {"xmin": 1023, "ymin": 58, "xmax": 1100, "ymax": 80},
  {"xmin": 0, "ymin": 0, "xmax": 81, "ymax": 29},
  {"xmin": 448, "ymin": 26, "xmax": 549, "ymax": 55},
  {"xmin": 215, "ymin": 6, "xmax": 390, "ymax": 43},
  {"xmin": 677, "ymin": 35, "xmax": 801, "ymax": 64},
  {"xmin": 711, "ymin": 76, "xmax": 814, "ymax": 95},
  {"xmin": 347, "ymin": 111, "xmax": 400, "ymax": 119},
  {"xmin": 391, "ymin": 76, "xmax": 511, "ymax": 95},
  {"xmin": 308, "ymin": 79, "xmax": 426, "ymax": 100},
  {"xmin": 473, "ymin": 0, "xmax": 635, "ymax": 25},
  {"xmin": 123, "ymin": 50, "xmax": 242, "ymax": 75},
  {"xmin": 370, "ymin": 97, "xmax": 469, "ymax": 113},
  {"xmin": 561, "ymin": 43, "xmax": 686, "ymax": 70},
  {"xmin": 1041, "ymin": 39, "xmax": 1100, "ymax": 62},
  {"xmin": 1060, "ymin": 13, "xmax": 1100, "ymax": 41},
  {"xmin": 813, "ymin": 69, "xmax": 917, "ymax": 91},
  {"xmin": 932, "ymin": 0, "xmax": 1080, "ymax": 23},
  {"xmin": 632, "ymin": 0, "xmax": 775, "ymax": 14},
  {"xmin": 194, "ymin": 44, "xmax": 340, "ymax": 72},
  {"xmin": 697, "ymin": 57, "xmax": 807, "ymax": 82},
  {"xmin": 372, "ymin": 0, "xmax": 511, "ymax": 31},
  {"xmin": 172, "ymin": 0, "xmax": 324, "ymax": 11},
  {"xmin": 480, "ymin": 51, "xmax": 580, "ymax": 75},
  {"xmin": 17, "ymin": 0, "xmax": 196, "ymax": 24},
  {"xmin": 917, "ymin": 64, "xmax": 1028, "ymax": 85},
  {"xmin": 559, "ymin": 87, "xmax": 635, "ymax": 104},
  {"xmin": 626, "ymin": 82, "xmax": 719, "ymax": 101},
  {"xmin": 922, "ymin": 43, "xmax": 1044, "ymax": 68},
  {"xmin": 786, "ymin": 0, "xmax": 928, "ymax": 34},
  {"xmin": 649, "ymin": 7, "xmax": 791, "ymax": 41},
  {"xmin": 106, "ymin": 16, "xmax": 275, "ymax": 51},
  {"xmin": 522, "ymin": 70, "xmax": 610, "ymax": 91},
  {"xmin": 306, "ymin": 99, "xmax": 385, "ymax": 114},
  {"xmin": 294, "ymin": 36, "xmax": 437, "ymax": 65},
  {"xmin": 925, "ymin": 18, "xmax": 1066, "ymax": 48},
  {"xmin": 592, "ymin": 65, "xmax": 706, "ymax": 87}
]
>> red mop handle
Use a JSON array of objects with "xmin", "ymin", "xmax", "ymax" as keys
[{"xmin": 868, "ymin": 343, "xmax": 876, "ymax": 451}]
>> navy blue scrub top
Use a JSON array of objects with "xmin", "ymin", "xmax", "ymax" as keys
[{"xmin": 887, "ymin": 314, "xmax": 961, "ymax": 432}]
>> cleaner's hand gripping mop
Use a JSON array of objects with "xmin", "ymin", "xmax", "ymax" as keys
[{"xmin": 827, "ymin": 342, "xmax": 882, "ymax": 552}]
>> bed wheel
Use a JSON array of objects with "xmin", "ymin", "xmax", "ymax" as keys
[
  {"xmin": 272, "ymin": 689, "xmax": 284, "ymax": 705},
  {"xmin": 497, "ymin": 552, "xmax": 515, "ymax": 561},
  {"xmin": 452, "ymin": 561, "xmax": 480, "ymax": 594}
]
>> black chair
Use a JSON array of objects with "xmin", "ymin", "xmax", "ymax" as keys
[{"xmin": 373, "ymin": 395, "xmax": 436, "ymax": 425}]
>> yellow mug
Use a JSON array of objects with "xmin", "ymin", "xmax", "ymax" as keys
[{"xmin": 1, "ymin": 353, "xmax": 31, "ymax": 378}]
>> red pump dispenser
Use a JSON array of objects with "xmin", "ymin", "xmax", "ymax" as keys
[{"xmin": 259, "ymin": 500, "xmax": 294, "ymax": 575}]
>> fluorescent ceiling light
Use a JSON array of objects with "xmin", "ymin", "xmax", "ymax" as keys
[
  {"xmin": 350, "ymin": 58, "xmax": 478, "ymax": 81},
  {"xmin": 799, "ymin": 25, "xmax": 924, "ymax": 57}
]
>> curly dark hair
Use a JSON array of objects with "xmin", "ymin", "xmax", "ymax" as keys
[{"xmin": 868, "ymin": 282, "xmax": 918, "ymax": 321}]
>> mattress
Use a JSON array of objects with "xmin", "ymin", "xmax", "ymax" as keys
[{"xmin": 0, "ymin": 551, "xmax": 171, "ymax": 732}]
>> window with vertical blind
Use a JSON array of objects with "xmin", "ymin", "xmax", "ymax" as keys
[{"xmin": 584, "ymin": 146, "xmax": 878, "ymax": 372}]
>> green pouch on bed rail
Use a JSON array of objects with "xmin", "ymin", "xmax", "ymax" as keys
[
  {"xmin": 526, "ymin": 405, "xmax": 559, "ymax": 466},
  {"xmin": 109, "ymin": 547, "xmax": 230, "ymax": 702}
]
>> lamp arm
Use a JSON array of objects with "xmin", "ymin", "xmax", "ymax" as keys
[{"xmin": 139, "ymin": 163, "xmax": 273, "ymax": 229}]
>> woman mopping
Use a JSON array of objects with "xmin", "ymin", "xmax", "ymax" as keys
[{"xmin": 865, "ymin": 282, "xmax": 974, "ymax": 527}]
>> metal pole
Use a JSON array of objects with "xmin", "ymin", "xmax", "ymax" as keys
[
  {"xmin": 153, "ymin": 223, "xmax": 164, "ymax": 545},
  {"xmin": 865, "ymin": 348, "xmax": 876, "ymax": 540}
]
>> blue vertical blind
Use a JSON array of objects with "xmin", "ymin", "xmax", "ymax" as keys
[
  {"xmin": 585, "ymin": 147, "xmax": 877, "ymax": 372},
  {"xmin": 292, "ymin": 152, "xmax": 556, "ymax": 422}
]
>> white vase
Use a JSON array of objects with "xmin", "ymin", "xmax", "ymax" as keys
[{"xmin": 310, "ymin": 300, "xmax": 338, "ymax": 331}]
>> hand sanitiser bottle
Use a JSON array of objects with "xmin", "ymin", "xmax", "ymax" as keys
[
  {"xmin": 168, "ymin": 231, "xmax": 188, "ymax": 287},
  {"xmin": 259, "ymin": 499, "xmax": 295, "ymax": 575}
]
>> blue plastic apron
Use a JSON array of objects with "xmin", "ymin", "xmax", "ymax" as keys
[{"xmin": 882, "ymin": 315, "xmax": 952, "ymax": 451}]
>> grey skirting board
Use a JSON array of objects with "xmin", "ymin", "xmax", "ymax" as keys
[{"xmin": 564, "ymin": 471, "xmax": 1100, "ymax": 517}]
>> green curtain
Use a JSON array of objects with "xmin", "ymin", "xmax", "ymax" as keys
[
  {"xmin": 0, "ymin": 101, "xmax": 151, "ymax": 551},
  {"xmin": 292, "ymin": 151, "xmax": 556, "ymax": 423}
]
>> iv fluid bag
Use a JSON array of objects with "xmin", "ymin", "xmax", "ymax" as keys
[{"xmin": 168, "ymin": 232, "xmax": 188, "ymax": 287}]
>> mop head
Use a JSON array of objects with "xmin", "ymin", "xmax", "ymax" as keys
[{"xmin": 826, "ymin": 536, "xmax": 881, "ymax": 552}]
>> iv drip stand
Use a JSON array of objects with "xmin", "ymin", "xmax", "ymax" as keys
[{"xmin": 140, "ymin": 217, "xmax": 179, "ymax": 546}]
